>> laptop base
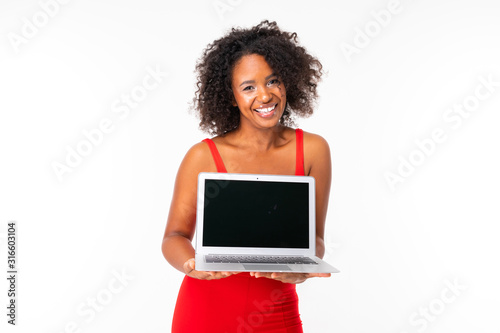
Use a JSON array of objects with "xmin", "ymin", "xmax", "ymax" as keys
[{"xmin": 195, "ymin": 254, "xmax": 340, "ymax": 273}]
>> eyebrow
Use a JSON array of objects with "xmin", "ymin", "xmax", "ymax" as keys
[{"xmin": 238, "ymin": 73, "xmax": 277, "ymax": 87}]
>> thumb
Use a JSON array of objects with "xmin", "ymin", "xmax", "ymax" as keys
[{"xmin": 184, "ymin": 258, "xmax": 195, "ymax": 274}]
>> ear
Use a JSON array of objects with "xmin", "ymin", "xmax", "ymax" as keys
[{"xmin": 231, "ymin": 95, "xmax": 237, "ymax": 107}]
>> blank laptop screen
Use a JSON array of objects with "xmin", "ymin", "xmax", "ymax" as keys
[{"xmin": 202, "ymin": 179, "xmax": 309, "ymax": 248}]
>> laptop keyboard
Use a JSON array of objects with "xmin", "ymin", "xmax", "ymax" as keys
[{"xmin": 205, "ymin": 255, "xmax": 318, "ymax": 265}]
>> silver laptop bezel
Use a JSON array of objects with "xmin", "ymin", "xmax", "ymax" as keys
[{"xmin": 195, "ymin": 172, "xmax": 316, "ymax": 256}]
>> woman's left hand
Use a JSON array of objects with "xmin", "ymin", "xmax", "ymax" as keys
[{"xmin": 249, "ymin": 271, "xmax": 331, "ymax": 284}]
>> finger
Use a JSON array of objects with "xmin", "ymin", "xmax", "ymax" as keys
[
  {"xmin": 184, "ymin": 259, "xmax": 196, "ymax": 275},
  {"xmin": 188, "ymin": 270, "xmax": 206, "ymax": 280},
  {"xmin": 212, "ymin": 272, "xmax": 227, "ymax": 279},
  {"xmin": 270, "ymin": 272, "xmax": 297, "ymax": 278},
  {"xmin": 270, "ymin": 272, "xmax": 288, "ymax": 282},
  {"xmin": 307, "ymin": 273, "xmax": 331, "ymax": 278},
  {"xmin": 273, "ymin": 273, "xmax": 308, "ymax": 284},
  {"xmin": 210, "ymin": 271, "xmax": 232, "ymax": 280},
  {"xmin": 200, "ymin": 271, "xmax": 216, "ymax": 280},
  {"xmin": 254, "ymin": 272, "xmax": 273, "ymax": 279}
]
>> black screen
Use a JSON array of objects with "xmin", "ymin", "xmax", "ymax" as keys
[{"xmin": 202, "ymin": 179, "xmax": 309, "ymax": 248}]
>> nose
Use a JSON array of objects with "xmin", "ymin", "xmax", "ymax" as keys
[{"xmin": 257, "ymin": 86, "xmax": 272, "ymax": 104}]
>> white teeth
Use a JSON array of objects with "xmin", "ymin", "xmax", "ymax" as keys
[{"xmin": 255, "ymin": 104, "xmax": 276, "ymax": 113}]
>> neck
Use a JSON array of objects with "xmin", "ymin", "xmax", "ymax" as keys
[{"xmin": 231, "ymin": 124, "xmax": 285, "ymax": 152}]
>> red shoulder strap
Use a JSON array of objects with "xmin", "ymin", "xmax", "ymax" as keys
[
  {"xmin": 295, "ymin": 129, "xmax": 305, "ymax": 176},
  {"xmin": 202, "ymin": 138, "xmax": 227, "ymax": 173}
]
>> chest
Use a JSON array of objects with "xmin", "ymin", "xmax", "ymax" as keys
[{"xmin": 220, "ymin": 145, "xmax": 298, "ymax": 175}]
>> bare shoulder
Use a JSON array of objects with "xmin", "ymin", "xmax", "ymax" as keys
[
  {"xmin": 185, "ymin": 141, "xmax": 211, "ymax": 161},
  {"xmin": 178, "ymin": 140, "xmax": 218, "ymax": 174},
  {"xmin": 302, "ymin": 130, "xmax": 331, "ymax": 156},
  {"xmin": 301, "ymin": 130, "xmax": 331, "ymax": 175}
]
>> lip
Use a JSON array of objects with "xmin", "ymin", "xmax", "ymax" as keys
[{"xmin": 253, "ymin": 103, "xmax": 278, "ymax": 118}]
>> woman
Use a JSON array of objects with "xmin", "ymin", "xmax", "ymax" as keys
[{"xmin": 162, "ymin": 20, "xmax": 332, "ymax": 332}]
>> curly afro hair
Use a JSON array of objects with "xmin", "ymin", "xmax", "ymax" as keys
[{"xmin": 192, "ymin": 20, "xmax": 323, "ymax": 136}]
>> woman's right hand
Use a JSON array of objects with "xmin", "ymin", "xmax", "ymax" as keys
[{"xmin": 183, "ymin": 258, "xmax": 239, "ymax": 280}]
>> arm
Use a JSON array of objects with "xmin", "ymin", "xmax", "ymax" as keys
[
  {"xmin": 306, "ymin": 132, "xmax": 332, "ymax": 260},
  {"xmin": 161, "ymin": 142, "xmax": 238, "ymax": 280}
]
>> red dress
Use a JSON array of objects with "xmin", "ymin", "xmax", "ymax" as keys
[{"xmin": 171, "ymin": 129, "xmax": 306, "ymax": 333}]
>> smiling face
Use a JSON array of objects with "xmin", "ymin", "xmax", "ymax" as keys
[{"xmin": 231, "ymin": 54, "xmax": 286, "ymax": 130}]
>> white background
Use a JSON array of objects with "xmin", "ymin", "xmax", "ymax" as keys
[{"xmin": 1, "ymin": 0, "xmax": 500, "ymax": 332}]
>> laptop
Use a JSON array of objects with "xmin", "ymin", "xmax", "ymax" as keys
[{"xmin": 194, "ymin": 172, "xmax": 340, "ymax": 273}]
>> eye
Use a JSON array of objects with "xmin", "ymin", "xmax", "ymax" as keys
[
  {"xmin": 243, "ymin": 86, "xmax": 254, "ymax": 91},
  {"xmin": 268, "ymin": 78, "xmax": 279, "ymax": 86}
]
